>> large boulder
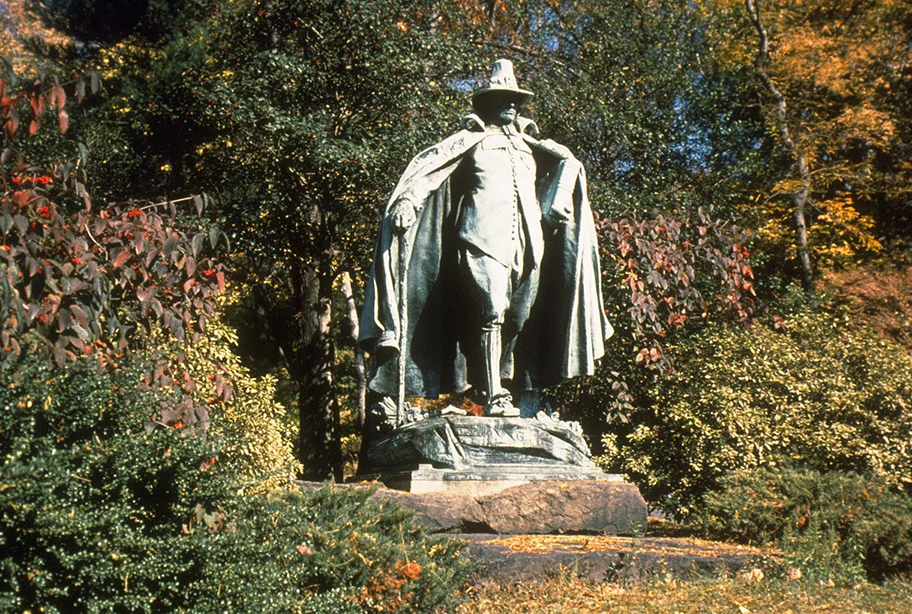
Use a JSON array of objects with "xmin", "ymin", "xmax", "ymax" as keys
[{"xmin": 367, "ymin": 480, "xmax": 646, "ymax": 535}]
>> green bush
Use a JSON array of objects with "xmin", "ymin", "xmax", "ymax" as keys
[
  {"xmin": 0, "ymin": 358, "xmax": 471, "ymax": 612},
  {"xmin": 598, "ymin": 307, "xmax": 912, "ymax": 515},
  {"xmin": 184, "ymin": 487, "xmax": 472, "ymax": 613},
  {"xmin": 0, "ymin": 358, "xmax": 236, "ymax": 613},
  {"xmin": 697, "ymin": 467, "xmax": 912, "ymax": 583}
]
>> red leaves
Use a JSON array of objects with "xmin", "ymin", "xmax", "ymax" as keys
[
  {"xmin": 0, "ymin": 166, "xmax": 227, "ymax": 374},
  {"xmin": 1, "ymin": 73, "xmax": 95, "ymax": 142},
  {"xmin": 601, "ymin": 209, "xmax": 755, "ymax": 372},
  {"xmin": 112, "ymin": 250, "xmax": 131, "ymax": 269}
]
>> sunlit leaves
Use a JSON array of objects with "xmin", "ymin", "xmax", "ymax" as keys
[
  {"xmin": 602, "ymin": 306, "xmax": 912, "ymax": 515},
  {"xmin": 724, "ymin": 0, "xmax": 912, "ymax": 274},
  {"xmin": 0, "ymin": 167, "xmax": 226, "ymax": 370},
  {"xmin": 601, "ymin": 208, "xmax": 755, "ymax": 371}
]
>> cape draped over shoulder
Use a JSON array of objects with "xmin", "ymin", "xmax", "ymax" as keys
[{"xmin": 359, "ymin": 122, "xmax": 613, "ymax": 398}]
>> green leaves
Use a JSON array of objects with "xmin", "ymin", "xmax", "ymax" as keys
[
  {"xmin": 698, "ymin": 467, "xmax": 912, "ymax": 582},
  {"xmin": 602, "ymin": 304, "xmax": 912, "ymax": 516},
  {"xmin": 0, "ymin": 170, "xmax": 226, "ymax": 368}
]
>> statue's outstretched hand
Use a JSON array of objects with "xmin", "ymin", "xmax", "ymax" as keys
[{"xmin": 390, "ymin": 194, "xmax": 417, "ymax": 234}]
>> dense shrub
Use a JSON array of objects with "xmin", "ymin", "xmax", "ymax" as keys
[
  {"xmin": 550, "ymin": 209, "xmax": 756, "ymax": 442},
  {"xmin": 0, "ymin": 358, "xmax": 235, "ymax": 612},
  {"xmin": 185, "ymin": 487, "xmax": 472, "ymax": 613},
  {"xmin": 598, "ymin": 306, "xmax": 912, "ymax": 515},
  {"xmin": 180, "ymin": 312, "xmax": 300, "ymax": 493},
  {"xmin": 697, "ymin": 467, "xmax": 912, "ymax": 583},
  {"xmin": 0, "ymin": 357, "xmax": 471, "ymax": 612}
]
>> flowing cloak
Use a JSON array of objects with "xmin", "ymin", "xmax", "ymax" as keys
[{"xmin": 359, "ymin": 121, "xmax": 613, "ymax": 398}]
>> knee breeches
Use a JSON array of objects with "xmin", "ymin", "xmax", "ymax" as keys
[{"xmin": 461, "ymin": 244, "xmax": 539, "ymax": 331}]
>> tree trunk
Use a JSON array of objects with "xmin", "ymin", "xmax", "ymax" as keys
[
  {"xmin": 292, "ymin": 252, "xmax": 343, "ymax": 482},
  {"xmin": 745, "ymin": 0, "xmax": 815, "ymax": 292},
  {"xmin": 340, "ymin": 271, "xmax": 367, "ymax": 426},
  {"xmin": 792, "ymin": 151, "xmax": 814, "ymax": 292}
]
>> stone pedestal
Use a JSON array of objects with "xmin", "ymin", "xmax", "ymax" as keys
[
  {"xmin": 356, "ymin": 414, "xmax": 647, "ymax": 534},
  {"xmin": 370, "ymin": 463, "xmax": 621, "ymax": 497},
  {"xmin": 370, "ymin": 479, "xmax": 647, "ymax": 535}
]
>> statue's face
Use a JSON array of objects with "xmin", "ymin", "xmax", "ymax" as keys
[
  {"xmin": 477, "ymin": 94, "xmax": 522, "ymax": 127},
  {"xmin": 493, "ymin": 98, "xmax": 518, "ymax": 126}
]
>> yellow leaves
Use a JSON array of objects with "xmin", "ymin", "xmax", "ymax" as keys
[
  {"xmin": 770, "ymin": 178, "xmax": 806, "ymax": 197},
  {"xmin": 0, "ymin": 0, "xmax": 72, "ymax": 73},
  {"xmin": 812, "ymin": 196, "xmax": 882, "ymax": 268},
  {"xmin": 775, "ymin": 26, "xmax": 851, "ymax": 95},
  {"xmin": 180, "ymin": 292, "xmax": 300, "ymax": 493},
  {"xmin": 750, "ymin": 192, "xmax": 881, "ymax": 271},
  {"xmin": 834, "ymin": 103, "xmax": 895, "ymax": 146}
]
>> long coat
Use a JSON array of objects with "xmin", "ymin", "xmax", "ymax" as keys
[{"xmin": 358, "ymin": 116, "xmax": 613, "ymax": 398}]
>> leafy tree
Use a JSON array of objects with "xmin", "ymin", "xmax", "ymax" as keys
[
  {"xmin": 0, "ymin": 69, "xmax": 225, "ymax": 379},
  {"xmin": 42, "ymin": 0, "xmax": 483, "ymax": 479},
  {"xmin": 27, "ymin": 0, "xmax": 200, "ymax": 44},
  {"xmin": 600, "ymin": 209, "xmax": 755, "ymax": 374},
  {"xmin": 446, "ymin": 0, "xmax": 770, "ymax": 222},
  {"xmin": 717, "ymin": 0, "xmax": 912, "ymax": 287},
  {"xmin": 0, "ymin": 0, "xmax": 73, "ymax": 73},
  {"xmin": 0, "ymin": 60, "xmax": 471, "ymax": 613}
]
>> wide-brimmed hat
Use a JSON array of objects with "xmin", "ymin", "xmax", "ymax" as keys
[{"xmin": 472, "ymin": 59, "xmax": 534, "ymax": 106}]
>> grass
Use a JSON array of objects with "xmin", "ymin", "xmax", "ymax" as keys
[{"xmin": 456, "ymin": 575, "xmax": 912, "ymax": 613}]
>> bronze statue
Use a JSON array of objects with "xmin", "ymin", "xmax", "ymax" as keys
[{"xmin": 360, "ymin": 59, "xmax": 613, "ymax": 421}]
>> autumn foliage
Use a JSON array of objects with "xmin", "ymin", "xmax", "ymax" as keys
[
  {"xmin": 600, "ymin": 209, "xmax": 755, "ymax": 371},
  {"xmin": 0, "ymin": 76, "xmax": 226, "ymax": 373}
]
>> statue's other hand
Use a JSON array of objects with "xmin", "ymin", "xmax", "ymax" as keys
[
  {"xmin": 545, "ymin": 206, "xmax": 571, "ymax": 227},
  {"xmin": 390, "ymin": 195, "xmax": 417, "ymax": 233}
]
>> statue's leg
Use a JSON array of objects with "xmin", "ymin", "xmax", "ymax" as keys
[
  {"xmin": 462, "ymin": 246, "xmax": 518, "ymax": 417},
  {"xmin": 482, "ymin": 324, "xmax": 516, "ymax": 416},
  {"xmin": 503, "ymin": 253, "xmax": 542, "ymax": 415}
]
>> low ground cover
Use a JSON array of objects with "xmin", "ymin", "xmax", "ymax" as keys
[{"xmin": 456, "ymin": 576, "xmax": 912, "ymax": 613}]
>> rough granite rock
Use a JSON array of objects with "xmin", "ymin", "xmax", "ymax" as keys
[
  {"xmin": 370, "ymin": 488, "xmax": 488, "ymax": 533},
  {"xmin": 477, "ymin": 481, "xmax": 646, "ymax": 535},
  {"xmin": 363, "ymin": 480, "xmax": 646, "ymax": 535}
]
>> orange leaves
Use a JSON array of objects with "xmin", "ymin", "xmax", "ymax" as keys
[
  {"xmin": 360, "ymin": 559, "xmax": 423, "ymax": 612},
  {"xmin": 57, "ymin": 109, "xmax": 68, "ymax": 133},
  {"xmin": 733, "ymin": 0, "xmax": 912, "ymax": 279}
]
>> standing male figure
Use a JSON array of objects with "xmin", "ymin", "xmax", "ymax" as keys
[{"xmin": 360, "ymin": 59, "xmax": 612, "ymax": 420}]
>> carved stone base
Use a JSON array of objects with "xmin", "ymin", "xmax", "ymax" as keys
[
  {"xmin": 359, "ymin": 414, "xmax": 599, "ymax": 473},
  {"xmin": 356, "ymin": 414, "xmax": 647, "ymax": 534},
  {"xmin": 363, "ymin": 463, "xmax": 622, "ymax": 497}
]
